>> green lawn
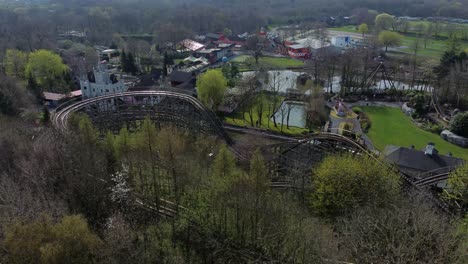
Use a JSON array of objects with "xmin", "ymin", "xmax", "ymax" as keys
[
  {"xmin": 231, "ymin": 55, "xmax": 304, "ymax": 71},
  {"xmin": 259, "ymin": 57, "xmax": 305, "ymax": 68},
  {"xmin": 356, "ymin": 106, "xmax": 468, "ymax": 160},
  {"xmin": 398, "ymin": 35, "xmax": 468, "ymax": 58},
  {"xmin": 329, "ymin": 24, "xmax": 468, "ymax": 59},
  {"xmin": 329, "ymin": 26, "xmax": 358, "ymax": 33},
  {"xmin": 406, "ymin": 21, "xmax": 468, "ymax": 39},
  {"xmin": 224, "ymin": 94, "xmax": 309, "ymax": 135}
]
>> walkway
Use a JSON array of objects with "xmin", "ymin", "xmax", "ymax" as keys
[
  {"xmin": 346, "ymin": 100, "xmax": 403, "ymax": 108},
  {"xmin": 328, "ymin": 100, "xmax": 405, "ymax": 150}
]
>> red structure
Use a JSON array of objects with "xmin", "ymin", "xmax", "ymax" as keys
[{"xmin": 287, "ymin": 44, "xmax": 310, "ymax": 59}]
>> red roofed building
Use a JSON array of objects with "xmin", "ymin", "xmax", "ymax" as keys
[
  {"xmin": 177, "ymin": 39, "xmax": 205, "ymax": 52},
  {"xmin": 286, "ymin": 44, "xmax": 310, "ymax": 59},
  {"xmin": 258, "ymin": 27, "xmax": 267, "ymax": 36}
]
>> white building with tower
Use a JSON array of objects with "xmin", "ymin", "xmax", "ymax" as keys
[{"xmin": 80, "ymin": 62, "xmax": 126, "ymax": 99}]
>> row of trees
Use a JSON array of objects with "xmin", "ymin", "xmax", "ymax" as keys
[{"xmin": 2, "ymin": 0, "xmax": 468, "ymax": 56}]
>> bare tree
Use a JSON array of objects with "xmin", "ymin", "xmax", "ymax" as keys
[
  {"xmin": 246, "ymin": 35, "xmax": 264, "ymax": 64},
  {"xmin": 338, "ymin": 195, "xmax": 466, "ymax": 264},
  {"xmin": 266, "ymin": 71, "xmax": 293, "ymax": 128}
]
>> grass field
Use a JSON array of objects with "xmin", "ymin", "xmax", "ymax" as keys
[
  {"xmin": 331, "ymin": 22, "xmax": 468, "ymax": 38},
  {"xmin": 406, "ymin": 21, "xmax": 468, "ymax": 38},
  {"xmin": 399, "ymin": 35, "xmax": 468, "ymax": 58},
  {"xmin": 329, "ymin": 25, "xmax": 358, "ymax": 33},
  {"xmin": 224, "ymin": 94, "xmax": 309, "ymax": 135},
  {"xmin": 231, "ymin": 55, "xmax": 305, "ymax": 71},
  {"xmin": 355, "ymin": 106, "xmax": 468, "ymax": 160},
  {"xmin": 329, "ymin": 25, "xmax": 468, "ymax": 58}
]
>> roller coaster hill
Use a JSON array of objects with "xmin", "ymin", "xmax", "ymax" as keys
[{"xmin": 52, "ymin": 88, "xmax": 465, "ymax": 215}]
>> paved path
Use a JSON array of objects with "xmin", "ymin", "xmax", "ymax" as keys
[
  {"xmin": 346, "ymin": 100, "xmax": 403, "ymax": 108},
  {"xmin": 327, "ymin": 100, "xmax": 403, "ymax": 150},
  {"xmin": 328, "ymin": 30, "xmax": 365, "ymax": 40},
  {"xmin": 328, "ymin": 113, "xmax": 374, "ymax": 149},
  {"xmin": 328, "ymin": 100, "xmax": 405, "ymax": 150}
]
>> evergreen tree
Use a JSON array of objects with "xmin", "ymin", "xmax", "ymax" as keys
[
  {"xmin": 163, "ymin": 51, "xmax": 169, "ymax": 77},
  {"xmin": 127, "ymin": 52, "xmax": 137, "ymax": 75},
  {"xmin": 42, "ymin": 106, "xmax": 50, "ymax": 125},
  {"xmin": 27, "ymin": 74, "xmax": 40, "ymax": 98},
  {"xmin": 121, "ymin": 50, "xmax": 128, "ymax": 72}
]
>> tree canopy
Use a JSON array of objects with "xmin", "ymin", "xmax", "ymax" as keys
[
  {"xmin": 3, "ymin": 49, "xmax": 28, "ymax": 78},
  {"xmin": 25, "ymin": 50, "xmax": 69, "ymax": 93},
  {"xmin": 309, "ymin": 154, "xmax": 400, "ymax": 217},
  {"xmin": 445, "ymin": 163, "xmax": 468, "ymax": 205},
  {"xmin": 4, "ymin": 215, "xmax": 102, "ymax": 264},
  {"xmin": 378, "ymin": 30, "xmax": 403, "ymax": 51},
  {"xmin": 196, "ymin": 69, "xmax": 228, "ymax": 110},
  {"xmin": 358, "ymin": 23, "xmax": 369, "ymax": 36},
  {"xmin": 375, "ymin": 13, "xmax": 395, "ymax": 31}
]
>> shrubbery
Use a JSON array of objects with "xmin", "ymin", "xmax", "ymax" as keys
[
  {"xmin": 449, "ymin": 112, "xmax": 468, "ymax": 137},
  {"xmin": 354, "ymin": 107, "xmax": 372, "ymax": 133}
]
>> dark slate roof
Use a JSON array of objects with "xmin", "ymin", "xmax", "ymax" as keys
[
  {"xmin": 175, "ymin": 81, "xmax": 195, "ymax": 91},
  {"xmin": 206, "ymin": 33, "xmax": 221, "ymax": 40},
  {"xmin": 229, "ymin": 35, "xmax": 246, "ymax": 42},
  {"xmin": 138, "ymin": 70, "xmax": 162, "ymax": 86},
  {"xmin": 169, "ymin": 71, "xmax": 193, "ymax": 83},
  {"xmin": 383, "ymin": 145, "xmax": 465, "ymax": 173}
]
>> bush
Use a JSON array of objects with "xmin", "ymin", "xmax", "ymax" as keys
[
  {"xmin": 361, "ymin": 120, "xmax": 372, "ymax": 132},
  {"xmin": 355, "ymin": 111, "xmax": 371, "ymax": 133},
  {"xmin": 449, "ymin": 112, "xmax": 468, "ymax": 137},
  {"xmin": 409, "ymin": 93, "xmax": 429, "ymax": 117},
  {"xmin": 309, "ymin": 154, "xmax": 400, "ymax": 218},
  {"xmin": 352, "ymin": 107, "xmax": 362, "ymax": 114}
]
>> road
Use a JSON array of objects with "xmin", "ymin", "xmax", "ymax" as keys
[{"xmin": 328, "ymin": 30, "xmax": 365, "ymax": 40}]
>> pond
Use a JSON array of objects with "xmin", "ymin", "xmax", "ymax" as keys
[
  {"xmin": 272, "ymin": 101, "xmax": 307, "ymax": 128},
  {"xmin": 242, "ymin": 70, "xmax": 433, "ymax": 93},
  {"xmin": 324, "ymin": 76, "xmax": 433, "ymax": 92},
  {"xmin": 241, "ymin": 70, "xmax": 305, "ymax": 94}
]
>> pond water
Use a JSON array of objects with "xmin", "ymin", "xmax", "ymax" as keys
[
  {"xmin": 272, "ymin": 101, "xmax": 307, "ymax": 128},
  {"xmin": 325, "ymin": 76, "xmax": 433, "ymax": 92},
  {"xmin": 241, "ymin": 70, "xmax": 304, "ymax": 94},
  {"xmin": 242, "ymin": 70, "xmax": 433, "ymax": 93}
]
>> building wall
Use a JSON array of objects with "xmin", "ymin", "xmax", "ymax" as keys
[
  {"xmin": 80, "ymin": 65, "xmax": 126, "ymax": 99},
  {"xmin": 288, "ymin": 47, "xmax": 310, "ymax": 59},
  {"xmin": 331, "ymin": 36, "xmax": 358, "ymax": 48},
  {"xmin": 80, "ymin": 81, "xmax": 126, "ymax": 99},
  {"xmin": 216, "ymin": 48, "xmax": 232, "ymax": 60}
]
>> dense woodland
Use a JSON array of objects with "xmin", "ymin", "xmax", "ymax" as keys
[
  {"xmin": 0, "ymin": 114, "xmax": 466, "ymax": 263},
  {"xmin": 1, "ymin": 0, "xmax": 468, "ymax": 52}
]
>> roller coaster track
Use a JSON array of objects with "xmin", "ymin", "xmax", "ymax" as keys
[
  {"xmin": 52, "ymin": 91, "xmax": 457, "ymax": 215},
  {"xmin": 414, "ymin": 173, "xmax": 451, "ymax": 187},
  {"xmin": 413, "ymin": 166, "xmax": 458, "ymax": 187},
  {"xmin": 52, "ymin": 90, "xmax": 233, "ymax": 144}
]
